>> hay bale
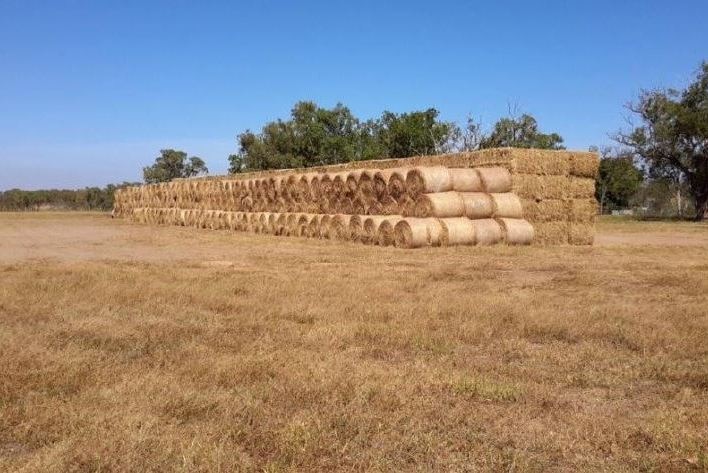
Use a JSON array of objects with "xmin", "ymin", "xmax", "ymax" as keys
[
  {"xmin": 393, "ymin": 218, "xmax": 444, "ymax": 248},
  {"xmin": 568, "ymin": 177, "xmax": 596, "ymax": 199},
  {"xmin": 377, "ymin": 216, "xmax": 404, "ymax": 246},
  {"xmin": 461, "ymin": 192, "xmax": 494, "ymax": 219},
  {"xmin": 477, "ymin": 167, "xmax": 512, "ymax": 193},
  {"xmin": 569, "ymin": 152, "xmax": 600, "ymax": 178},
  {"xmin": 490, "ymin": 193, "xmax": 523, "ymax": 218},
  {"xmin": 396, "ymin": 194, "xmax": 416, "ymax": 217},
  {"xmin": 349, "ymin": 215, "xmax": 363, "ymax": 242},
  {"xmin": 359, "ymin": 170, "xmax": 376, "ymax": 199},
  {"xmin": 373, "ymin": 169, "xmax": 395, "ymax": 198},
  {"xmin": 469, "ymin": 219, "xmax": 503, "ymax": 245},
  {"xmin": 385, "ymin": 168, "xmax": 408, "ymax": 199},
  {"xmin": 406, "ymin": 166, "xmax": 452, "ymax": 197},
  {"xmin": 330, "ymin": 214, "xmax": 354, "ymax": 240},
  {"xmin": 568, "ymin": 198, "xmax": 598, "ymax": 223},
  {"xmin": 346, "ymin": 170, "xmax": 363, "ymax": 196},
  {"xmin": 507, "ymin": 149, "xmax": 571, "ymax": 175},
  {"xmin": 379, "ymin": 195, "xmax": 399, "ymax": 215},
  {"xmin": 496, "ymin": 218, "xmax": 534, "ymax": 245},
  {"xmin": 520, "ymin": 199, "xmax": 567, "ymax": 222},
  {"xmin": 362, "ymin": 216, "xmax": 392, "ymax": 244},
  {"xmin": 414, "ymin": 192, "xmax": 465, "ymax": 218},
  {"xmin": 449, "ymin": 168, "xmax": 483, "ymax": 192},
  {"xmin": 513, "ymin": 175, "xmax": 568, "ymax": 200},
  {"xmin": 439, "ymin": 217, "xmax": 476, "ymax": 246},
  {"xmin": 534, "ymin": 221, "xmax": 569, "ymax": 245}
]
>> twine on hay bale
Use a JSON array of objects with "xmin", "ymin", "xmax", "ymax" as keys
[
  {"xmin": 414, "ymin": 192, "xmax": 465, "ymax": 218},
  {"xmin": 496, "ymin": 218, "xmax": 534, "ymax": 245}
]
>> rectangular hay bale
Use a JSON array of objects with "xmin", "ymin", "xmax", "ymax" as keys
[
  {"xmin": 521, "ymin": 199, "xmax": 567, "ymax": 222},
  {"xmin": 513, "ymin": 175, "xmax": 569, "ymax": 200},
  {"xmin": 533, "ymin": 221, "xmax": 569, "ymax": 245}
]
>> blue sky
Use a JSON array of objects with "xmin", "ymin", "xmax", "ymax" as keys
[{"xmin": 1, "ymin": 0, "xmax": 706, "ymax": 190}]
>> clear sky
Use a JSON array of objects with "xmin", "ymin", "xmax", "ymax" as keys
[{"xmin": 1, "ymin": 0, "xmax": 706, "ymax": 190}]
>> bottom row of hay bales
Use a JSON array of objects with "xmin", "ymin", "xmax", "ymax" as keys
[{"xmin": 129, "ymin": 208, "xmax": 534, "ymax": 248}]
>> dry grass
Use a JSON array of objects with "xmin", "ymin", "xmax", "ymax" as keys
[{"xmin": 1, "ymin": 212, "xmax": 707, "ymax": 472}]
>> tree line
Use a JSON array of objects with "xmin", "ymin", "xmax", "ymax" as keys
[{"xmin": 0, "ymin": 183, "xmax": 138, "ymax": 211}]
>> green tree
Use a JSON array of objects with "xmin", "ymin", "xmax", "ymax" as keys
[
  {"xmin": 595, "ymin": 148, "xmax": 644, "ymax": 213},
  {"xmin": 143, "ymin": 149, "xmax": 208, "ymax": 183},
  {"xmin": 228, "ymin": 102, "xmax": 458, "ymax": 173},
  {"xmin": 480, "ymin": 113, "xmax": 564, "ymax": 150},
  {"xmin": 372, "ymin": 108, "xmax": 457, "ymax": 158},
  {"xmin": 616, "ymin": 62, "xmax": 708, "ymax": 220}
]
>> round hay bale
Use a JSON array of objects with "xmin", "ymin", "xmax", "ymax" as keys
[
  {"xmin": 362, "ymin": 216, "xmax": 391, "ymax": 245},
  {"xmin": 330, "ymin": 214, "xmax": 353, "ymax": 240},
  {"xmin": 320, "ymin": 174, "xmax": 334, "ymax": 200},
  {"xmin": 351, "ymin": 197, "xmax": 367, "ymax": 215},
  {"xmin": 379, "ymin": 195, "xmax": 399, "ymax": 215},
  {"xmin": 338, "ymin": 197, "xmax": 354, "ymax": 215},
  {"xmin": 393, "ymin": 218, "xmax": 444, "ymax": 248},
  {"xmin": 460, "ymin": 192, "xmax": 494, "ymax": 219},
  {"xmin": 386, "ymin": 168, "xmax": 408, "ymax": 199},
  {"xmin": 496, "ymin": 218, "xmax": 534, "ymax": 245},
  {"xmin": 469, "ymin": 219, "xmax": 503, "ymax": 245},
  {"xmin": 332, "ymin": 172, "xmax": 348, "ymax": 199},
  {"xmin": 414, "ymin": 192, "xmax": 465, "ymax": 218},
  {"xmin": 449, "ymin": 168, "xmax": 483, "ymax": 192},
  {"xmin": 372, "ymin": 169, "xmax": 395, "ymax": 198},
  {"xmin": 406, "ymin": 166, "xmax": 452, "ymax": 197},
  {"xmin": 490, "ymin": 193, "xmax": 523, "ymax": 218},
  {"xmin": 439, "ymin": 217, "xmax": 476, "ymax": 246},
  {"xmin": 358, "ymin": 170, "xmax": 376, "ymax": 199},
  {"xmin": 348, "ymin": 215, "xmax": 363, "ymax": 242},
  {"xmin": 346, "ymin": 170, "xmax": 363, "ymax": 196},
  {"xmin": 377, "ymin": 216, "xmax": 404, "ymax": 246},
  {"xmin": 477, "ymin": 167, "xmax": 513, "ymax": 193},
  {"xmin": 319, "ymin": 214, "xmax": 333, "ymax": 239},
  {"xmin": 397, "ymin": 194, "xmax": 416, "ymax": 217},
  {"xmin": 307, "ymin": 214, "xmax": 324, "ymax": 238}
]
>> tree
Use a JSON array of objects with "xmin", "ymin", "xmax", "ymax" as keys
[
  {"xmin": 372, "ymin": 108, "xmax": 457, "ymax": 158},
  {"xmin": 616, "ymin": 62, "xmax": 708, "ymax": 220},
  {"xmin": 595, "ymin": 148, "xmax": 644, "ymax": 213},
  {"xmin": 228, "ymin": 102, "xmax": 459, "ymax": 173},
  {"xmin": 143, "ymin": 149, "xmax": 208, "ymax": 183},
  {"xmin": 480, "ymin": 113, "xmax": 564, "ymax": 150}
]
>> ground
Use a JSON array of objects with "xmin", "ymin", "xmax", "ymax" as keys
[{"xmin": 0, "ymin": 212, "xmax": 706, "ymax": 472}]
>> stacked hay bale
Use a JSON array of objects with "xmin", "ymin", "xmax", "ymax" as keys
[{"xmin": 113, "ymin": 148, "xmax": 598, "ymax": 246}]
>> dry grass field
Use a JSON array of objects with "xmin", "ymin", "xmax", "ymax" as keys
[{"xmin": 1, "ymin": 212, "xmax": 707, "ymax": 472}]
